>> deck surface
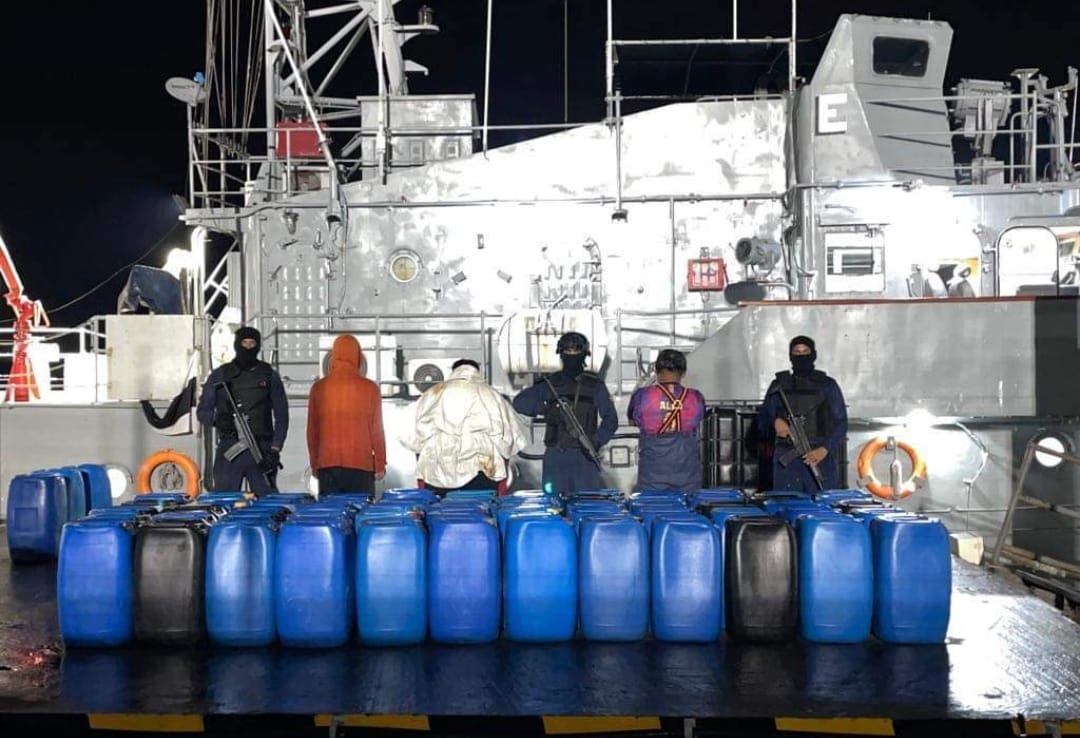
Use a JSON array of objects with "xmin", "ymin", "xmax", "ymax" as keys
[{"xmin": 1, "ymin": 526, "xmax": 1079, "ymax": 720}]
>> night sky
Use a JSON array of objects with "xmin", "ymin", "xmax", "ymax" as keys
[{"xmin": 1, "ymin": 1, "xmax": 1078, "ymax": 326}]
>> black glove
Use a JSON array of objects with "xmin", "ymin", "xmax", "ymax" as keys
[{"xmin": 259, "ymin": 449, "xmax": 281, "ymax": 475}]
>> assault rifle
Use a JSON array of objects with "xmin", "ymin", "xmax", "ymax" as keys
[
  {"xmin": 218, "ymin": 381, "xmax": 279, "ymax": 490},
  {"xmin": 542, "ymin": 376, "xmax": 603, "ymax": 468},
  {"xmin": 776, "ymin": 386, "xmax": 825, "ymax": 490}
]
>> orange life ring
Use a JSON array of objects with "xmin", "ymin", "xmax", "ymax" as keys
[
  {"xmin": 856, "ymin": 437, "xmax": 927, "ymax": 500},
  {"xmin": 136, "ymin": 449, "xmax": 201, "ymax": 499}
]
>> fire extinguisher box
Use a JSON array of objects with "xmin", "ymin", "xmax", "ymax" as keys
[{"xmin": 276, "ymin": 121, "xmax": 323, "ymax": 159}]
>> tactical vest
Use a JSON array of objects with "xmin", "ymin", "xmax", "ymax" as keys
[
  {"xmin": 215, "ymin": 361, "xmax": 275, "ymax": 438},
  {"xmin": 543, "ymin": 371, "xmax": 601, "ymax": 448},
  {"xmin": 774, "ymin": 370, "xmax": 832, "ymax": 446}
]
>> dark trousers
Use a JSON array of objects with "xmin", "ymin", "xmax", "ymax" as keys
[
  {"xmin": 318, "ymin": 466, "xmax": 375, "ymax": 495},
  {"xmin": 542, "ymin": 447, "xmax": 602, "ymax": 495},
  {"xmin": 424, "ymin": 472, "xmax": 499, "ymax": 498},
  {"xmin": 212, "ymin": 440, "xmax": 276, "ymax": 495},
  {"xmin": 771, "ymin": 445, "xmax": 840, "ymax": 493}
]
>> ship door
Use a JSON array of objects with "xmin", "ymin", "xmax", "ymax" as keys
[{"xmin": 995, "ymin": 225, "xmax": 1080, "ymax": 296}]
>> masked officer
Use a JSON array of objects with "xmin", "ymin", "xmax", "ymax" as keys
[
  {"xmin": 512, "ymin": 332, "xmax": 618, "ymax": 494},
  {"xmin": 756, "ymin": 336, "xmax": 847, "ymax": 492},
  {"xmin": 196, "ymin": 326, "xmax": 289, "ymax": 494}
]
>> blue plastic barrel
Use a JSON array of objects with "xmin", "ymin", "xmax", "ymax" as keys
[
  {"xmin": 58, "ymin": 519, "xmax": 135, "ymax": 645},
  {"xmin": 381, "ymin": 488, "xmax": 438, "ymax": 506},
  {"xmin": 798, "ymin": 515, "xmax": 872, "ymax": 643},
  {"xmin": 76, "ymin": 464, "xmax": 113, "ymax": 511},
  {"xmin": 40, "ymin": 467, "xmax": 87, "ymax": 521},
  {"xmin": 690, "ymin": 488, "xmax": 747, "ymax": 507},
  {"xmin": 355, "ymin": 520, "xmax": 427, "ymax": 646},
  {"xmin": 206, "ymin": 519, "xmax": 277, "ymax": 647},
  {"xmin": 130, "ymin": 492, "xmax": 189, "ymax": 510},
  {"xmin": 651, "ymin": 517, "xmax": 722, "ymax": 642},
  {"xmin": 259, "ymin": 492, "xmax": 316, "ymax": 505},
  {"xmin": 7, "ymin": 473, "xmax": 68, "ymax": 561},
  {"xmin": 813, "ymin": 489, "xmax": 871, "ymax": 505},
  {"xmin": 566, "ymin": 488, "xmax": 622, "ymax": 501},
  {"xmin": 444, "ymin": 489, "xmax": 498, "ymax": 503},
  {"xmin": 197, "ymin": 492, "xmax": 252, "ymax": 507},
  {"xmin": 504, "ymin": 516, "xmax": 577, "ymax": 642},
  {"xmin": 428, "ymin": 516, "xmax": 501, "ymax": 644},
  {"xmin": 639, "ymin": 508, "xmax": 699, "ymax": 538},
  {"xmin": 275, "ymin": 516, "xmax": 355, "ymax": 647},
  {"xmin": 632, "ymin": 490, "xmax": 688, "ymax": 505},
  {"xmin": 579, "ymin": 517, "xmax": 649, "ymax": 641},
  {"xmin": 871, "ymin": 517, "xmax": 951, "ymax": 644}
]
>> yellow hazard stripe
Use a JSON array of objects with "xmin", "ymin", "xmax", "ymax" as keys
[
  {"xmin": 1013, "ymin": 719, "xmax": 1080, "ymax": 735},
  {"xmin": 314, "ymin": 714, "xmax": 431, "ymax": 730},
  {"xmin": 775, "ymin": 717, "xmax": 895, "ymax": 736},
  {"xmin": 87, "ymin": 714, "xmax": 205, "ymax": 732},
  {"xmin": 542, "ymin": 716, "xmax": 662, "ymax": 734}
]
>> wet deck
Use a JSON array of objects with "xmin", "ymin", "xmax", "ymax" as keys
[{"xmin": 1, "ymin": 526, "xmax": 1079, "ymax": 722}]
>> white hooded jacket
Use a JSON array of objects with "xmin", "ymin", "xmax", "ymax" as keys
[{"xmin": 401, "ymin": 364, "xmax": 530, "ymax": 489}]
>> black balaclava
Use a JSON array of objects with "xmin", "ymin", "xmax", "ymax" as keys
[
  {"xmin": 561, "ymin": 352, "xmax": 587, "ymax": 377},
  {"xmin": 234, "ymin": 327, "xmax": 262, "ymax": 370},
  {"xmin": 789, "ymin": 335, "xmax": 817, "ymax": 377}
]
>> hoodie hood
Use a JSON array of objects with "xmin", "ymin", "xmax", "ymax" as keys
[
  {"xmin": 329, "ymin": 334, "xmax": 363, "ymax": 375},
  {"xmin": 449, "ymin": 363, "xmax": 481, "ymax": 382}
]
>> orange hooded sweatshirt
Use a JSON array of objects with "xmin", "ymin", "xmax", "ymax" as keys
[{"xmin": 307, "ymin": 335, "xmax": 386, "ymax": 475}]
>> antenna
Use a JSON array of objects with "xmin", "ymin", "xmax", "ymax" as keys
[{"xmin": 165, "ymin": 77, "xmax": 207, "ymax": 107}]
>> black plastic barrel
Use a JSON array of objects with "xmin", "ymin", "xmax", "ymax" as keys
[{"xmin": 725, "ymin": 517, "xmax": 797, "ymax": 642}]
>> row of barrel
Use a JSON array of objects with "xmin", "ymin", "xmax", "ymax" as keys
[
  {"xmin": 6, "ymin": 465, "xmax": 114, "ymax": 561},
  {"xmin": 54, "ymin": 485, "xmax": 952, "ymax": 648}
]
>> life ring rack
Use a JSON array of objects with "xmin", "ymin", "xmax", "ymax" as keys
[
  {"xmin": 135, "ymin": 449, "xmax": 201, "ymax": 499},
  {"xmin": 856, "ymin": 437, "xmax": 927, "ymax": 500}
]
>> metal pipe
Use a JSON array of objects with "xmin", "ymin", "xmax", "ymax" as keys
[
  {"xmin": 374, "ymin": 0, "xmax": 388, "ymax": 181},
  {"xmin": 605, "ymin": 0, "xmax": 614, "ymax": 119},
  {"xmin": 266, "ymin": 2, "xmax": 339, "ymax": 195},
  {"xmin": 1019, "ymin": 494, "xmax": 1080, "ymax": 520},
  {"xmin": 991, "ymin": 441, "xmax": 1035, "ymax": 567},
  {"xmin": 612, "ymin": 37, "xmax": 791, "ymax": 46},
  {"xmin": 225, "ymin": 189, "xmax": 786, "ymax": 218},
  {"xmin": 315, "ymin": 23, "xmax": 368, "ymax": 97},
  {"xmin": 670, "ymin": 198, "xmax": 677, "ymax": 344},
  {"xmin": 615, "ymin": 307, "xmax": 623, "ymax": 396},
  {"xmin": 483, "ymin": 0, "xmax": 493, "ymax": 153},
  {"xmin": 263, "ymin": 1, "xmax": 277, "ymax": 184},
  {"xmin": 306, "ymin": 2, "xmax": 363, "ymax": 19},
  {"xmin": 614, "ymin": 90, "xmax": 624, "ymax": 214},
  {"xmin": 563, "ymin": 0, "xmax": 569, "ymax": 124},
  {"xmin": 732, "ymin": 0, "xmax": 738, "ymax": 40},
  {"xmin": 1029, "ymin": 85, "xmax": 1039, "ymax": 184},
  {"xmin": 789, "ymin": 0, "xmax": 797, "ymax": 85},
  {"xmin": 282, "ymin": 9, "xmax": 369, "ymax": 87}
]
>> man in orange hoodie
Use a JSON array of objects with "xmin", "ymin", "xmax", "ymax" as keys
[{"xmin": 307, "ymin": 334, "xmax": 386, "ymax": 495}]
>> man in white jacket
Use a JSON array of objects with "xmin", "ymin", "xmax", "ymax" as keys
[{"xmin": 402, "ymin": 359, "xmax": 529, "ymax": 495}]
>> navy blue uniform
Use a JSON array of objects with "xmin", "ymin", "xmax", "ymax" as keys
[
  {"xmin": 756, "ymin": 371, "xmax": 847, "ymax": 492},
  {"xmin": 512, "ymin": 370, "xmax": 618, "ymax": 495},
  {"xmin": 196, "ymin": 361, "xmax": 289, "ymax": 494}
]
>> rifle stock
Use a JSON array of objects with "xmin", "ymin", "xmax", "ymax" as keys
[
  {"xmin": 542, "ymin": 376, "xmax": 603, "ymax": 468},
  {"xmin": 218, "ymin": 381, "xmax": 277, "ymax": 490},
  {"xmin": 776, "ymin": 387, "xmax": 825, "ymax": 490}
]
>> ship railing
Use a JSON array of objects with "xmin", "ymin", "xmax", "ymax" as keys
[
  {"xmin": 603, "ymin": 0, "xmax": 800, "ymax": 115},
  {"xmin": 0, "ymin": 323, "xmax": 109, "ymax": 404},
  {"xmin": 861, "ymin": 87, "xmax": 1080, "ymax": 184},
  {"xmin": 188, "ymin": 120, "xmax": 595, "ymax": 207},
  {"xmin": 248, "ymin": 306, "xmax": 740, "ymax": 400}
]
